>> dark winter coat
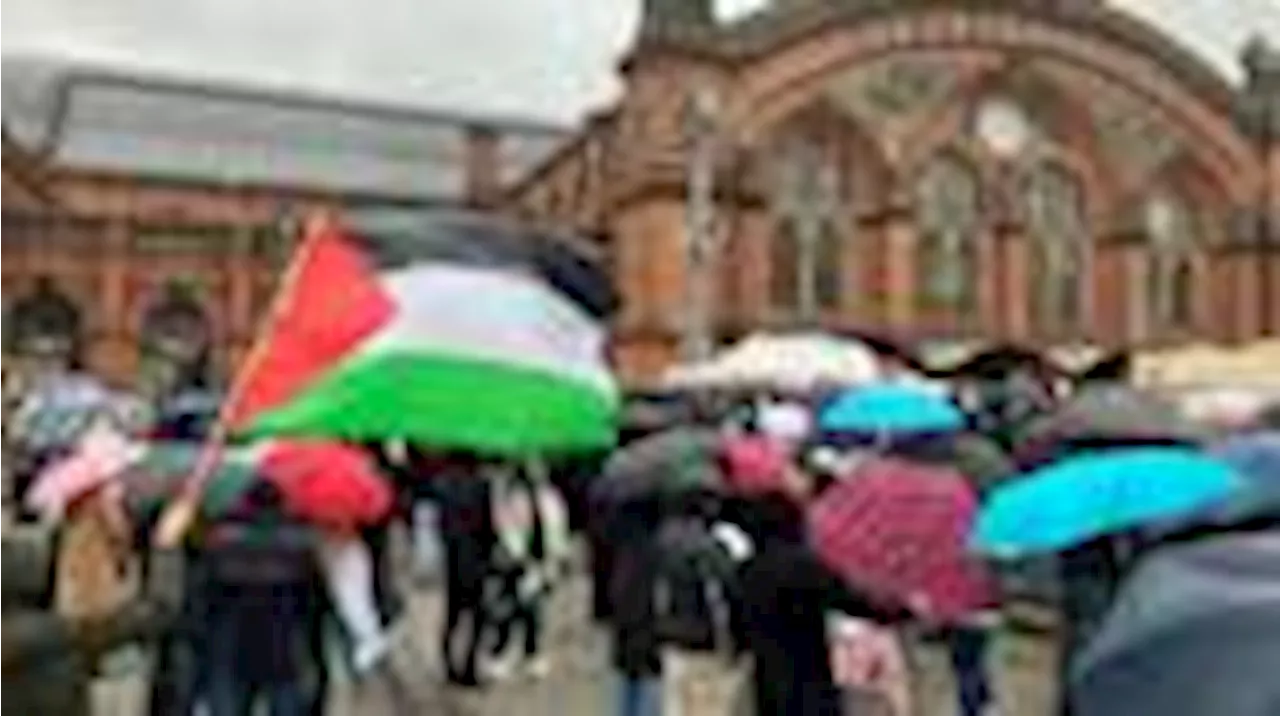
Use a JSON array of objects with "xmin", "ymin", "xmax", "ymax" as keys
[{"xmin": 3, "ymin": 537, "xmax": 183, "ymax": 716}]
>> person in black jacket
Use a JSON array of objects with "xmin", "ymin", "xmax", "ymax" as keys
[
  {"xmin": 437, "ymin": 454, "xmax": 495, "ymax": 687},
  {"xmin": 726, "ymin": 463, "xmax": 907, "ymax": 716},
  {"xmin": 606, "ymin": 497, "xmax": 665, "ymax": 716},
  {"xmin": 200, "ymin": 484, "xmax": 318, "ymax": 716}
]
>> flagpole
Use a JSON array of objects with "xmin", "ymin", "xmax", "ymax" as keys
[{"xmin": 153, "ymin": 212, "xmax": 336, "ymax": 547}]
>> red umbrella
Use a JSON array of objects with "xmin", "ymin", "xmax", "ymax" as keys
[
  {"xmin": 259, "ymin": 440, "xmax": 394, "ymax": 531},
  {"xmin": 807, "ymin": 457, "xmax": 995, "ymax": 624}
]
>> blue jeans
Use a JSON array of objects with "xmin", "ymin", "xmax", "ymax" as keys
[
  {"xmin": 948, "ymin": 627, "xmax": 991, "ymax": 716},
  {"xmin": 617, "ymin": 675, "xmax": 662, "ymax": 716},
  {"xmin": 205, "ymin": 587, "xmax": 309, "ymax": 716},
  {"xmin": 206, "ymin": 679, "xmax": 306, "ymax": 716}
]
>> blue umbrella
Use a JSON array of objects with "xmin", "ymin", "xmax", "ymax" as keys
[
  {"xmin": 818, "ymin": 382, "xmax": 965, "ymax": 435},
  {"xmin": 972, "ymin": 447, "xmax": 1241, "ymax": 558},
  {"xmin": 1149, "ymin": 432, "xmax": 1280, "ymax": 535}
]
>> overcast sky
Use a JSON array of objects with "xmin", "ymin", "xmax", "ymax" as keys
[{"xmin": 3, "ymin": 0, "xmax": 1278, "ymax": 124}]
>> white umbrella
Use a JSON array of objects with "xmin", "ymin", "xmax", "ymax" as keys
[
  {"xmin": 1178, "ymin": 387, "xmax": 1279, "ymax": 428},
  {"xmin": 661, "ymin": 332, "xmax": 880, "ymax": 392}
]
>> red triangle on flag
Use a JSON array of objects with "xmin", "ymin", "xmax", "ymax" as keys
[{"xmin": 225, "ymin": 223, "xmax": 395, "ymax": 430}]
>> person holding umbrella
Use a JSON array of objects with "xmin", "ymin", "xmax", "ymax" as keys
[
  {"xmin": 732, "ymin": 453, "xmax": 911, "ymax": 716},
  {"xmin": 437, "ymin": 453, "xmax": 496, "ymax": 687}
]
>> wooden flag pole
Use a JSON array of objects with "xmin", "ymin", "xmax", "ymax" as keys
[{"xmin": 153, "ymin": 212, "xmax": 337, "ymax": 547}]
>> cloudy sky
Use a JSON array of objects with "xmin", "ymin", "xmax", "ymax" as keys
[{"xmin": 3, "ymin": 0, "xmax": 1278, "ymax": 124}]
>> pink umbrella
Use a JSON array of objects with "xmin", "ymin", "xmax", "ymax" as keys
[
  {"xmin": 807, "ymin": 458, "xmax": 996, "ymax": 624},
  {"xmin": 25, "ymin": 420, "xmax": 141, "ymax": 519}
]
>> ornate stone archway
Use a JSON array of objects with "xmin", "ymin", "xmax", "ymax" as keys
[{"xmin": 507, "ymin": 0, "xmax": 1279, "ymax": 383}]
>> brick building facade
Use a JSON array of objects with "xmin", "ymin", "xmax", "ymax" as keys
[
  {"xmin": 1, "ymin": 62, "xmax": 565, "ymax": 389},
  {"xmin": 506, "ymin": 0, "xmax": 1280, "ymax": 384}
]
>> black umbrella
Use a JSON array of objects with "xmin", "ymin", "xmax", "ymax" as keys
[
  {"xmin": 1071, "ymin": 529, "xmax": 1280, "ymax": 716},
  {"xmin": 343, "ymin": 208, "xmax": 619, "ymax": 318},
  {"xmin": 588, "ymin": 427, "xmax": 724, "ymax": 508}
]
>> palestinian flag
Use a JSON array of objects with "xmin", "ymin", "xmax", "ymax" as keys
[{"xmin": 224, "ymin": 211, "xmax": 620, "ymax": 454}]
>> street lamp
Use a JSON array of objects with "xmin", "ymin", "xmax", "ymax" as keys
[{"xmin": 681, "ymin": 87, "xmax": 722, "ymax": 362}]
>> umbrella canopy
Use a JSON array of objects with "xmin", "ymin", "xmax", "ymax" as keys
[
  {"xmin": 1071, "ymin": 530, "xmax": 1280, "ymax": 716},
  {"xmin": 9, "ymin": 373, "xmax": 136, "ymax": 451},
  {"xmin": 1177, "ymin": 387, "xmax": 1276, "ymax": 429},
  {"xmin": 884, "ymin": 432, "xmax": 1015, "ymax": 498},
  {"xmin": 589, "ymin": 427, "xmax": 723, "ymax": 507},
  {"xmin": 1151, "ymin": 432, "xmax": 1280, "ymax": 535},
  {"xmin": 24, "ymin": 420, "xmax": 143, "ymax": 519},
  {"xmin": 807, "ymin": 458, "xmax": 995, "ymax": 623},
  {"xmin": 1012, "ymin": 386, "xmax": 1211, "ymax": 468},
  {"xmin": 818, "ymin": 382, "xmax": 965, "ymax": 435},
  {"xmin": 258, "ymin": 441, "xmax": 394, "ymax": 531},
  {"xmin": 972, "ymin": 447, "xmax": 1241, "ymax": 558},
  {"xmin": 126, "ymin": 441, "xmax": 263, "ymax": 520},
  {"xmin": 661, "ymin": 333, "xmax": 880, "ymax": 392}
]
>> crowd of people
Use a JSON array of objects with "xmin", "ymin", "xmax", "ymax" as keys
[{"xmin": 3, "ymin": 346, "xmax": 1278, "ymax": 716}]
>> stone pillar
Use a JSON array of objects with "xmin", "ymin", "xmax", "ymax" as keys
[
  {"xmin": 975, "ymin": 226, "xmax": 1001, "ymax": 340},
  {"xmin": 992, "ymin": 219, "xmax": 1030, "ymax": 341},
  {"xmin": 875, "ymin": 191, "xmax": 916, "ymax": 330},
  {"xmin": 98, "ymin": 219, "xmax": 133, "ymax": 382},
  {"xmin": 610, "ymin": 195, "xmax": 689, "ymax": 383},
  {"xmin": 1226, "ymin": 211, "xmax": 1266, "ymax": 341},
  {"xmin": 463, "ymin": 125, "xmax": 502, "ymax": 208},
  {"xmin": 227, "ymin": 225, "xmax": 256, "ymax": 339},
  {"xmin": 718, "ymin": 205, "xmax": 769, "ymax": 332}
]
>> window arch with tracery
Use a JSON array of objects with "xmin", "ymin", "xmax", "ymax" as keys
[
  {"xmin": 1144, "ymin": 192, "xmax": 1200, "ymax": 332},
  {"xmin": 914, "ymin": 152, "xmax": 982, "ymax": 312},
  {"xmin": 1021, "ymin": 163, "xmax": 1089, "ymax": 334},
  {"xmin": 769, "ymin": 137, "xmax": 847, "ymax": 318},
  {"xmin": 138, "ymin": 281, "xmax": 213, "ymax": 398},
  {"xmin": 4, "ymin": 277, "xmax": 83, "ymax": 369}
]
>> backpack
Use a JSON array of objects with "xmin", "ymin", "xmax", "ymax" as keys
[{"xmin": 650, "ymin": 518, "xmax": 735, "ymax": 651}]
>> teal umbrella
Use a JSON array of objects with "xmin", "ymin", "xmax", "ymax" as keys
[{"xmin": 972, "ymin": 447, "xmax": 1241, "ymax": 558}]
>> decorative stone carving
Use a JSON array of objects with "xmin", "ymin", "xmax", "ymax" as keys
[
  {"xmin": 973, "ymin": 96, "xmax": 1037, "ymax": 158},
  {"xmin": 824, "ymin": 57, "xmax": 961, "ymax": 132},
  {"xmin": 639, "ymin": 0, "xmax": 715, "ymax": 41},
  {"xmin": 1083, "ymin": 74, "xmax": 1181, "ymax": 176}
]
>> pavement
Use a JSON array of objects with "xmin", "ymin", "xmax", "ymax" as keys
[
  {"xmin": 84, "ymin": 547, "xmax": 1061, "ymax": 716},
  {"xmin": 328, "ymin": 575, "xmax": 1060, "ymax": 716}
]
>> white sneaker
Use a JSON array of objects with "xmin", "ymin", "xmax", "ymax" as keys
[
  {"xmin": 480, "ymin": 652, "xmax": 519, "ymax": 683},
  {"xmin": 352, "ymin": 635, "xmax": 391, "ymax": 676},
  {"xmin": 523, "ymin": 655, "xmax": 551, "ymax": 680}
]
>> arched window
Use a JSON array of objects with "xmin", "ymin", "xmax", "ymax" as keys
[
  {"xmin": 915, "ymin": 153, "xmax": 981, "ymax": 311},
  {"xmin": 4, "ymin": 276, "xmax": 82, "ymax": 369},
  {"xmin": 1145, "ymin": 192, "xmax": 1200, "ymax": 331},
  {"xmin": 1022, "ymin": 163, "xmax": 1089, "ymax": 332},
  {"xmin": 138, "ymin": 281, "xmax": 213, "ymax": 397},
  {"xmin": 770, "ymin": 138, "xmax": 846, "ymax": 317}
]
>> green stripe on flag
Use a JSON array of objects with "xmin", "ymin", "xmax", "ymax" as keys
[{"xmin": 242, "ymin": 351, "xmax": 618, "ymax": 455}]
